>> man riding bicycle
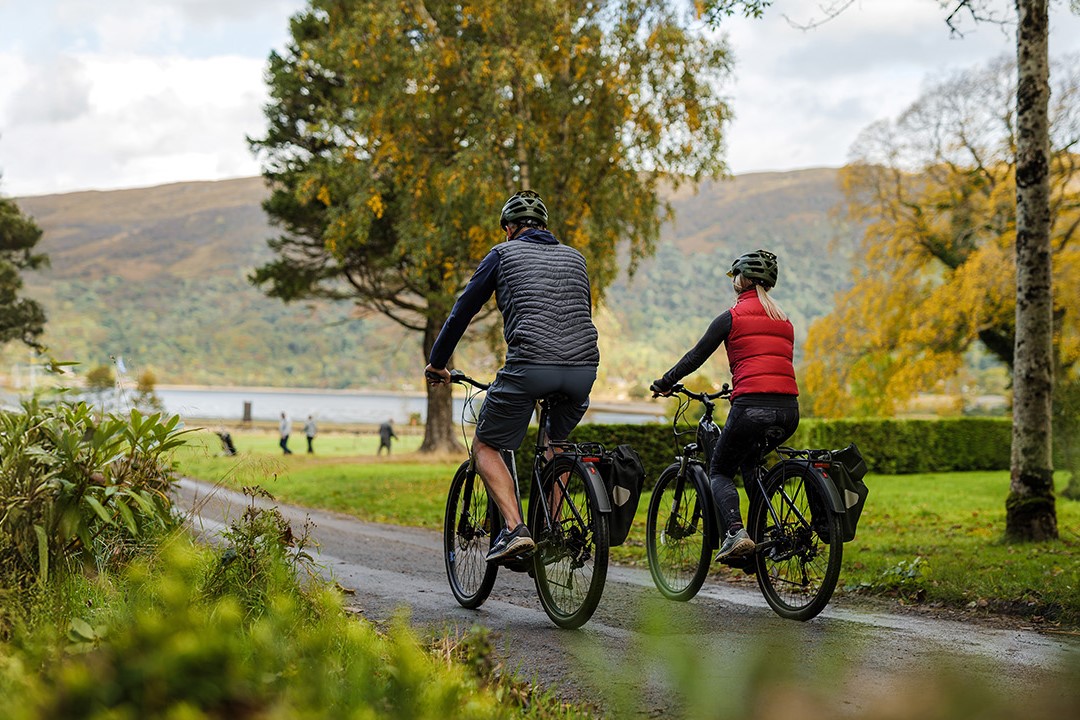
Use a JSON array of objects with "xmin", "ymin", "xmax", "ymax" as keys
[
  {"xmin": 425, "ymin": 190, "xmax": 600, "ymax": 563},
  {"xmin": 651, "ymin": 249, "xmax": 800, "ymax": 562}
]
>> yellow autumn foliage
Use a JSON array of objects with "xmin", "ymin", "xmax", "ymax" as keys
[{"xmin": 803, "ymin": 56, "xmax": 1080, "ymax": 418}]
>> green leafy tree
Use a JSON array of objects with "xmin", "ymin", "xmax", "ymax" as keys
[
  {"xmin": 250, "ymin": 0, "xmax": 732, "ymax": 451},
  {"xmin": 135, "ymin": 368, "xmax": 165, "ymax": 413},
  {"xmin": 0, "ymin": 193, "xmax": 47, "ymax": 348},
  {"xmin": 85, "ymin": 364, "xmax": 114, "ymax": 404}
]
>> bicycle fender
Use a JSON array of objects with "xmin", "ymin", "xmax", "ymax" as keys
[
  {"xmin": 687, "ymin": 463, "xmax": 721, "ymax": 550},
  {"xmin": 788, "ymin": 460, "xmax": 846, "ymax": 515},
  {"xmin": 581, "ymin": 460, "xmax": 613, "ymax": 513}
]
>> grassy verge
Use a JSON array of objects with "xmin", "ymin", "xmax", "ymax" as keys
[{"xmin": 175, "ymin": 429, "xmax": 1080, "ymax": 627}]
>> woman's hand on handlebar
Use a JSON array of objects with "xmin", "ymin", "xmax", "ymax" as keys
[
  {"xmin": 425, "ymin": 364, "xmax": 451, "ymax": 385},
  {"xmin": 650, "ymin": 379, "xmax": 676, "ymax": 397}
]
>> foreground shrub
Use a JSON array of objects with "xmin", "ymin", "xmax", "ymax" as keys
[
  {"xmin": 199, "ymin": 486, "xmax": 320, "ymax": 620},
  {"xmin": 0, "ymin": 398, "xmax": 188, "ymax": 593},
  {"xmin": 0, "ymin": 537, "xmax": 510, "ymax": 720}
]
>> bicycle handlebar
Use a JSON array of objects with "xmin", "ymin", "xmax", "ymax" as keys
[
  {"xmin": 431, "ymin": 369, "xmax": 490, "ymax": 391},
  {"xmin": 652, "ymin": 382, "xmax": 731, "ymax": 403}
]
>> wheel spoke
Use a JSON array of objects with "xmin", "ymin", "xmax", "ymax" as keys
[
  {"xmin": 646, "ymin": 466, "xmax": 712, "ymax": 602},
  {"xmin": 444, "ymin": 462, "xmax": 498, "ymax": 609},
  {"xmin": 533, "ymin": 458, "xmax": 608, "ymax": 629},
  {"xmin": 753, "ymin": 465, "xmax": 842, "ymax": 621}
]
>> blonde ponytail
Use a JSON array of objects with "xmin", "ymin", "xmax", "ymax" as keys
[{"xmin": 734, "ymin": 275, "xmax": 788, "ymax": 322}]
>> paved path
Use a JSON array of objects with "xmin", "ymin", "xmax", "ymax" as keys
[{"xmin": 175, "ymin": 478, "xmax": 1079, "ymax": 717}]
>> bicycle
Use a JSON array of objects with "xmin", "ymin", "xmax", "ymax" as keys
[
  {"xmin": 645, "ymin": 383, "xmax": 847, "ymax": 621},
  {"xmin": 439, "ymin": 370, "xmax": 611, "ymax": 629}
]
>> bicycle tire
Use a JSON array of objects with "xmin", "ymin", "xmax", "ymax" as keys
[
  {"xmin": 444, "ymin": 460, "xmax": 499, "ymax": 609},
  {"xmin": 531, "ymin": 454, "xmax": 609, "ymax": 629},
  {"xmin": 646, "ymin": 463, "xmax": 713, "ymax": 601},
  {"xmin": 750, "ymin": 462, "xmax": 843, "ymax": 621}
]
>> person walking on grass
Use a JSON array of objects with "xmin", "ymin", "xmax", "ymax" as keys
[
  {"xmin": 279, "ymin": 412, "xmax": 293, "ymax": 455},
  {"xmin": 425, "ymin": 190, "xmax": 600, "ymax": 564},
  {"xmin": 305, "ymin": 415, "xmax": 317, "ymax": 454},
  {"xmin": 651, "ymin": 249, "xmax": 799, "ymax": 564},
  {"xmin": 377, "ymin": 418, "xmax": 397, "ymax": 456}
]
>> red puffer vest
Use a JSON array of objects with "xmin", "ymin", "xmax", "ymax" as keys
[{"xmin": 726, "ymin": 289, "xmax": 799, "ymax": 398}]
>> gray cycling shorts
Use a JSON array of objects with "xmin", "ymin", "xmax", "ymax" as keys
[{"xmin": 475, "ymin": 363, "xmax": 597, "ymax": 451}]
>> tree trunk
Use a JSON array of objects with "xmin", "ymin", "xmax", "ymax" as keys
[
  {"xmin": 419, "ymin": 315, "xmax": 464, "ymax": 454},
  {"xmin": 1007, "ymin": 0, "xmax": 1057, "ymax": 541}
]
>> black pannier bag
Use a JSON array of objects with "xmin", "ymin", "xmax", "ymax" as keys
[
  {"xmin": 599, "ymin": 444, "xmax": 646, "ymax": 546},
  {"xmin": 825, "ymin": 443, "xmax": 869, "ymax": 542}
]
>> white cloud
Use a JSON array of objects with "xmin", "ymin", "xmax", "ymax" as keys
[
  {"xmin": 1, "ymin": 54, "xmax": 267, "ymax": 196},
  {"xmin": 718, "ymin": 0, "xmax": 1080, "ymax": 173},
  {"xmin": 3, "ymin": 0, "xmax": 1080, "ymax": 196},
  {"xmin": 6, "ymin": 55, "xmax": 92, "ymax": 126}
]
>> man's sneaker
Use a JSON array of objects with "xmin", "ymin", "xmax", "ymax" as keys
[
  {"xmin": 715, "ymin": 527, "xmax": 755, "ymax": 561},
  {"xmin": 486, "ymin": 523, "xmax": 535, "ymax": 563}
]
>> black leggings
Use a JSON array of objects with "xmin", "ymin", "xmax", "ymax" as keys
[{"xmin": 708, "ymin": 403, "xmax": 799, "ymax": 534}]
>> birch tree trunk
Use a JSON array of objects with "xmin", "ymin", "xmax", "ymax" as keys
[{"xmin": 1007, "ymin": 0, "xmax": 1058, "ymax": 540}]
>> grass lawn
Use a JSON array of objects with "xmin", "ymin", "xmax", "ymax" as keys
[
  {"xmin": 176, "ymin": 428, "xmax": 451, "ymax": 528},
  {"xmin": 175, "ymin": 429, "xmax": 1080, "ymax": 625}
]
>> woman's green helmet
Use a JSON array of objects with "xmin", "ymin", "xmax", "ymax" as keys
[
  {"xmin": 500, "ymin": 189, "xmax": 548, "ymax": 229},
  {"xmin": 727, "ymin": 249, "xmax": 779, "ymax": 288}
]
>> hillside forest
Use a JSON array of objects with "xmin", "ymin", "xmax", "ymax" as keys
[{"xmin": 6, "ymin": 169, "xmax": 883, "ymax": 407}]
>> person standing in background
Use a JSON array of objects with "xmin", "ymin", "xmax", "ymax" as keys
[
  {"xmin": 377, "ymin": 418, "xmax": 398, "ymax": 456},
  {"xmin": 279, "ymin": 412, "xmax": 293, "ymax": 455},
  {"xmin": 304, "ymin": 415, "xmax": 317, "ymax": 454}
]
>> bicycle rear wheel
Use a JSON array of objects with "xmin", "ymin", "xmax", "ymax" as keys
[
  {"xmin": 531, "ymin": 455, "xmax": 609, "ymax": 629},
  {"xmin": 444, "ymin": 460, "xmax": 499, "ymax": 608},
  {"xmin": 750, "ymin": 462, "xmax": 843, "ymax": 621},
  {"xmin": 646, "ymin": 464, "xmax": 712, "ymax": 601}
]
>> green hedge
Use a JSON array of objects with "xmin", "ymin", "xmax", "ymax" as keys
[
  {"xmin": 789, "ymin": 417, "xmax": 1012, "ymax": 474},
  {"xmin": 514, "ymin": 417, "xmax": 1013, "ymax": 487}
]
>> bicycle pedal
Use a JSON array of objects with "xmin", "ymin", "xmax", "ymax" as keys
[
  {"xmin": 718, "ymin": 556, "xmax": 757, "ymax": 575},
  {"xmin": 499, "ymin": 553, "xmax": 534, "ymax": 573}
]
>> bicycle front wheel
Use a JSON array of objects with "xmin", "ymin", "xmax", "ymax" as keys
[
  {"xmin": 646, "ymin": 463, "xmax": 713, "ymax": 601},
  {"xmin": 531, "ymin": 455, "xmax": 609, "ymax": 629},
  {"xmin": 750, "ymin": 463, "xmax": 843, "ymax": 621},
  {"xmin": 444, "ymin": 460, "xmax": 499, "ymax": 609}
]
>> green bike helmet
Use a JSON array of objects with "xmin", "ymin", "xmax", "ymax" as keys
[
  {"xmin": 727, "ymin": 249, "xmax": 779, "ymax": 288},
  {"xmin": 500, "ymin": 189, "xmax": 548, "ymax": 230}
]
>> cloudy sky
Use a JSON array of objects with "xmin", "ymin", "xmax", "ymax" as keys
[{"xmin": 2, "ymin": 0, "xmax": 1079, "ymax": 198}]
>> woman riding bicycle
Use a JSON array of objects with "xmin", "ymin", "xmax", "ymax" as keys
[
  {"xmin": 651, "ymin": 249, "xmax": 799, "ymax": 562},
  {"xmin": 425, "ymin": 190, "xmax": 600, "ymax": 564}
]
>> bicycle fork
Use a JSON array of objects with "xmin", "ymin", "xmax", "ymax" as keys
[{"xmin": 665, "ymin": 457, "xmax": 704, "ymax": 540}]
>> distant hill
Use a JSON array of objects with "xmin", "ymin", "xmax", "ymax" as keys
[{"xmin": 5, "ymin": 170, "xmax": 859, "ymax": 396}]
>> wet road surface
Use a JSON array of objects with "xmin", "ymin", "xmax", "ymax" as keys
[{"xmin": 176, "ymin": 478, "xmax": 1079, "ymax": 717}]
